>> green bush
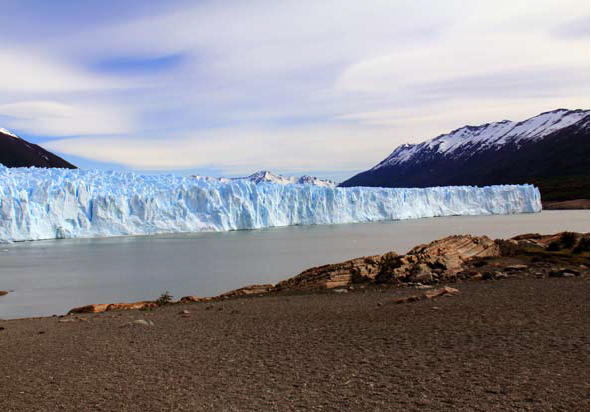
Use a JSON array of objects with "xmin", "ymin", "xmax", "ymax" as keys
[{"xmin": 156, "ymin": 291, "xmax": 173, "ymax": 306}]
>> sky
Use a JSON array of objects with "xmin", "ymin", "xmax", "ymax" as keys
[{"xmin": 0, "ymin": 0, "xmax": 589, "ymax": 181}]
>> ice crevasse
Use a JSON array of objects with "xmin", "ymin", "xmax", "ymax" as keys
[{"xmin": 0, "ymin": 166, "xmax": 542, "ymax": 242}]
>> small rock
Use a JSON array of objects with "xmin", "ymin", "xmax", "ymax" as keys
[
  {"xmin": 415, "ymin": 284, "xmax": 433, "ymax": 290},
  {"xmin": 470, "ymin": 273, "xmax": 483, "ymax": 281},
  {"xmin": 482, "ymin": 272, "xmax": 494, "ymax": 280},
  {"xmin": 0, "ymin": 326, "xmax": 5, "ymax": 331},
  {"xmin": 549, "ymin": 270, "xmax": 574, "ymax": 278},
  {"xmin": 411, "ymin": 271, "xmax": 433, "ymax": 283},
  {"xmin": 506, "ymin": 264, "xmax": 528, "ymax": 271},
  {"xmin": 333, "ymin": 289, "xmax": 348, "ymax": 293},
  {"xmin": 534, "ymin": 272, "xmax": 544, "ymax": 278},
  {"xmin": 179, "ymin": 310, "xmax": 190, "ymax": 315},
  {"xmin": 493, "ymin": 271, "xmax": 508, "ymax": 279},
  {"xmin": 130, "ymin": 319, "xmax": 154, "ymax": 327},
  {"xmin": 58, "ymin": 318, "xmax": 75, "ymax": 323},
  {"xmin": 563, "ymin": 268, "xmax": 581, "ymax": 276}
]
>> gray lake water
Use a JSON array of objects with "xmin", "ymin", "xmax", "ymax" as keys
[{"xmin": 0, "ymin": 210, "xmax": 588, "ymax": 319}]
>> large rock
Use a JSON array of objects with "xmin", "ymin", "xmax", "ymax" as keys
[
  {"xmin": 275, "ymin": 255, "xmax": 383, "ymax": 290},
  {"xmin": 376, "ymin": 235, "xmax": 501, "ymax": 283},
  {"xmin": 220, "ymin": 284, "xmax": 274, "ymax": 298},
  {"xmin": 68, "ymin": 301, "xmax": 157, "ymax": 314},
  {"xmin": 275, "ymin": 235, "xmax": 502, "ymax": 291}
]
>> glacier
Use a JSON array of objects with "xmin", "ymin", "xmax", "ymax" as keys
[{"xmin": 0, "ymin": 166, "xmax": 542, "ymax": 242}]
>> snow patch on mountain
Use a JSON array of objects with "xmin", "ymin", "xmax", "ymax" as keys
[
  {"xmin": 0, "ymin": 128, "xmax": 18, "ymax": 138},
  {"xmin": 0, "ymin": 166, "xmax": 540, "ymax": 242}
]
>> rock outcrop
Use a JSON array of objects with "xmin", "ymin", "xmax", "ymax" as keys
[
  {"xmin": 275, "ymin": 235, "xmax": 502, "ymax": 291},
  {"xmin": 275, "ymin": 256, "xmax": 383, "ymax": 291},
  {"xmin": 68, "ymin": 301, "xmax": 157, "ymax": 314}
]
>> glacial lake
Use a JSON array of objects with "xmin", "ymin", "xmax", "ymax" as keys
[{"xmin": 0, "ymin": 210, "xmax": 588, "ymax": 319}]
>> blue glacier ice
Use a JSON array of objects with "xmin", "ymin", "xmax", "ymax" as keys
[{"xmin": 0, "ymin": 166, "xmax": 542, "ymax": 242}]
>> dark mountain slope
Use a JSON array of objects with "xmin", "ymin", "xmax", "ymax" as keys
[{"xmin": 0, "ymin": 128, "xmax": 76, "ymax": 169}]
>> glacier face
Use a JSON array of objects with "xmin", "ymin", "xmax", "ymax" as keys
[{"xmin": 0, "ymin": 166, "xmax": 542, "ymax": 242}]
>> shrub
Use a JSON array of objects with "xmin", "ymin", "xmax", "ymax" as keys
[{"xmin": 156, "ymin": 291, "xmax": 173, "ymax": 306}]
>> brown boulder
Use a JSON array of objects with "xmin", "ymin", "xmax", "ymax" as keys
[
  {"xmin": 68, "ymin": 303, "xmax": 111, "ymax": 314},
  {"xmin": 0, "ymin": 290, "xmax": 8, "ymax": 296},
  {"xmin": 377, "ymin": 235, "xmax": 501, "ymax": 283},
  {"xmin": 220, "ymin": 284, "xmax": 275, "ymax": 297},
  {"xmin": 276, "ymin": 255, "xmax": 382, "ymax": 291},
  {"xmin": 68, "ymin": 301, "xmax": 157, "ymax": 315},
  {"xmin": 106, "ymin": 301, "xmax": 158, "ymax": 311},
  {"xmin": 390, "ymin": 286, "xmax": 459, "ymax": 304},
  {"xmin": 180, "ymin": 295, "xmax": 203, "ymax": 303},
  {"xmin": 410, "ymin": 271, "xmax": 433, "ymax": 283}
]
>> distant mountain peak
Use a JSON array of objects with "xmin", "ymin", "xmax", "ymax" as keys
[{"xmin": 194, "ymin": 170, "xmax": 337, "ymax": 187}]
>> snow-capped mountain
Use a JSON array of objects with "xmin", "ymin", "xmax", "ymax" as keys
[
  {"xmin": 194, "ymin": 170, "xmax": 337, "ymax": 187},
  {"xmin": 340, "ymin": 109, "xmax": 590, "ymax": 202},
  {"xmin": 0, "ymin": 127, "xmax": 76, "ymax": 169}
]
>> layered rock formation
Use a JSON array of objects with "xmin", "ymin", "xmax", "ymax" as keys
[{"xmin": 68, "ymin": 301, "xmax": 157, "ymax": 314}]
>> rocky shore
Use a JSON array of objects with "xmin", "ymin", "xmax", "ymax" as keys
[{"xmin": 67, "ymin": 231, "xmax": 590, "ymax": 315}]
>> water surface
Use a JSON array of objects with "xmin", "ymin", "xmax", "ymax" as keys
[{"xmin": 0, "ymin": 210, "xmax": 588, "ymax": 318}]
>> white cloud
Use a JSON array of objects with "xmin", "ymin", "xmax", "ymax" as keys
[
  {"xmin": 334, "ymin": 31, "xmax": 588, "ymax": 94},
  {"xmin": 44, "ymin": 123, "xmax": 396, "ymax": 174},
  {"xmin": 0, "ymin": 46, "xmax": 125, "ymax": 93},
  {"xmin": 0, "ymin": 100, "xmax": 135, "ymax": 136}
]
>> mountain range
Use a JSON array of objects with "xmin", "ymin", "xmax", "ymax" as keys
[
  {"xmin": 1, "ymin": 108, "xmax": 589, "ymax": 203},
  {"xmin": 194, "ymin": 170, "xmax": 337, "ymax": 187},
  {"xmin": 0, "ymin": 128, "xmax": 75, "ymax": 169},
  {"xmin": 340, "ymin": 109, "xmax": 590, "ymax": 202}
]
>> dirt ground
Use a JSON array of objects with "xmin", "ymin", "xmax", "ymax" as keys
[
  {"xmin": 0, "ymin": 276, "xmax": 588, "ymax": 411},
  {"xmin": 542, "ymin": 199, "xmax": 590, "ymax": 210}
]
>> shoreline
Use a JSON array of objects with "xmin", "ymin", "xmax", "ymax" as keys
[{"xmin": 3, "ymin": 231, "xmax": 587, "ymax": 321}]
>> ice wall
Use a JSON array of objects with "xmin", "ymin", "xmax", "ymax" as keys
[{"xmin": 0, "ymin": 166, "xmax": 542, "ymax": 242}]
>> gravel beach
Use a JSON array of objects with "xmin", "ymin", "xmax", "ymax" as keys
[{"xmin": 0, "ymin": 275, "xmax": 588, "ymax": 411}]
